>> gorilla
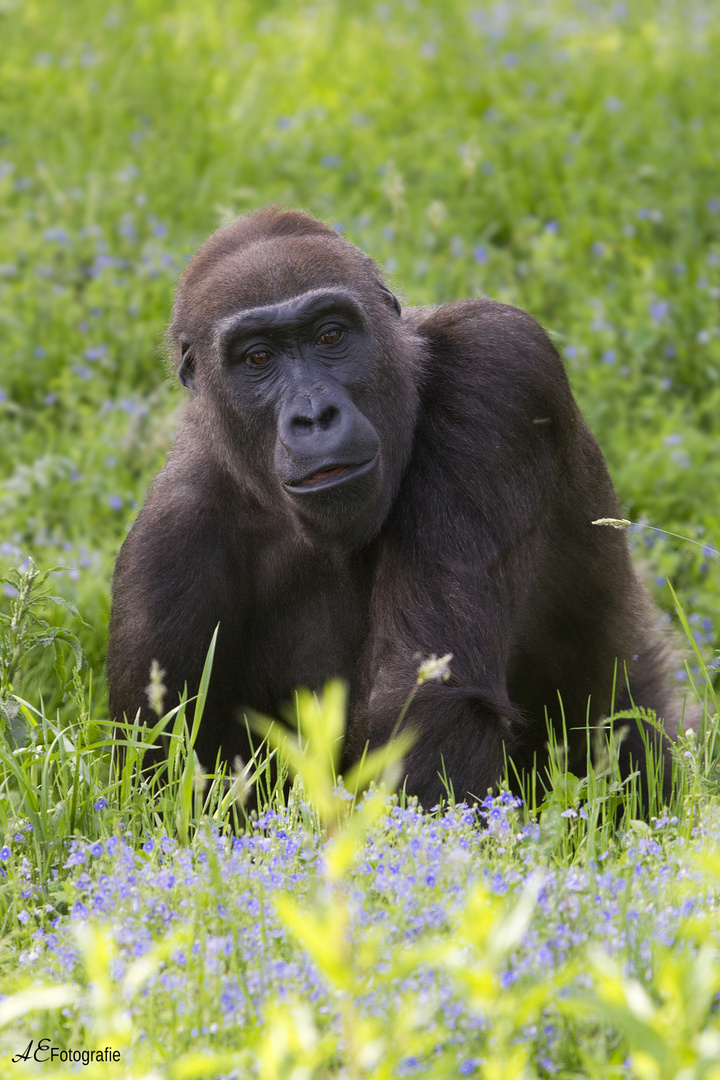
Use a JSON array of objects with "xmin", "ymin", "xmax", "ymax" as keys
[{"xmin": 107, "ymin": 207, "xmax": 683, "ymax": 806}]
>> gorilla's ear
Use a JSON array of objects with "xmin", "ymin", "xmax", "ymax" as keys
[
  {"xmin": 178, "ymin": 338, "xmax": 196, "ymax": 393},
  {"xmin": 378, "ymin": 281, "xmax": 402, "ymax": 317}
]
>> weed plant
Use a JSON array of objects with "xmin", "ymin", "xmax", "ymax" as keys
[{"xmin": 1, "ymin": 0, "xmax": 720, "ymax": 1075}]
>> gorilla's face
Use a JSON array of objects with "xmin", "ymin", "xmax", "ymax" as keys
[
  {"xmin": 170, "ymin": 230, "xmax": 424, "ymax": 548},
  {"xmin": 216, "ymin": 288, "xmax": 387, "ymax": 543}
]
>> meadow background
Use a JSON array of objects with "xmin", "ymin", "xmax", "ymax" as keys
[{"xmin": 1, "ymin": 0, "xmax": 720, "ymax": 1076}]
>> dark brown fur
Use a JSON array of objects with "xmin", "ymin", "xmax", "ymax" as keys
[{"xmin": 108, "ymin": 207, "xmax": 683, "ymax": 806}]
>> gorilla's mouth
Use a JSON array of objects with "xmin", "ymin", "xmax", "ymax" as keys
[{"xmin": 286, "ymin": 458, "xmax": 376, "ymax": 493}]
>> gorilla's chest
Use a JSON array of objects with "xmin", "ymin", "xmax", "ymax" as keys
[{"xmin": 238, "ymin": 543, "xmax": 372, "ymax": 710}]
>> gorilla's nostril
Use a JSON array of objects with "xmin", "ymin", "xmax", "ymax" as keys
[
  {"xmin": 318, "ymin": 405, "xmax": 339, "ymax": 428},
  {"xmin": 291, "ymin": 405, "xmax": 339, "ymax": 432}
]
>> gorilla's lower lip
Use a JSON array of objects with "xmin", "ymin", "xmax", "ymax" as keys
[{"xmin": 285, "ymin": 458, "xmax": 376, "ymax": 493}]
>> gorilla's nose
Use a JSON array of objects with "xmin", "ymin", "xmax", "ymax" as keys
[
  {"xmin": 276, "ymin": 386, "xmax": 380, "ymax": 482},
  {"xmin": 289, "ymin": 400, "xmax": 340, "ymax": 435},
  {"xmin": 278, "ymin": 390, "xmax": 349, "ymax": 457}
]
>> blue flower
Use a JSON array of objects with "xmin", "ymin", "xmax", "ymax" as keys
[{"xmin": 44, "ymin": 227, "xmax": 69, "ymax": 244}]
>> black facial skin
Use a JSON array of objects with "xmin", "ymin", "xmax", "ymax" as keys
[
  {"xmin": 215, "ymin": 290, "xmax": 383, "ymax": 543},
  {"xmin": 107, "ymin": 207, "xmax": 688, "ymax": 810}
]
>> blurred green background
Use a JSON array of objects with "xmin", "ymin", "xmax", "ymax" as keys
[{"xmin": 0, "ymin": 0, "xmax": 718, "ymax": 716}]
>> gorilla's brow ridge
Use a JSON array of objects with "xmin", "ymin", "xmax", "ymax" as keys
[{"xmin": 213, "ymin": 288, "xmax": 368, "ymax": 351}]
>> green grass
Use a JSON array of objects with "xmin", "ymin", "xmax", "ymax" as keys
[
  {"xmin": 1, "ymin": 631, "xmax": 720, "ymax": 1079},
  {"xmin": 1, "ymin": 0, "xmax": 720, "ymax": 1075}
]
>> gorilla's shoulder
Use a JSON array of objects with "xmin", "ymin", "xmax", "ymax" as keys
[
  {"xmin": 403, "ymin": 299, "xmax": 573, "ymax": 414},
  {"xmin": 405, "ymin": 298, "xmax": 559, "ymax": 363}
]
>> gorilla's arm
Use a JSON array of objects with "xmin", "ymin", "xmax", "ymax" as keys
[
  {"xmin": 348, "ymin": 300, "xmax": 627, "ymax": 804},
  {"xmin": 107, "ymin": 458, "xmax": 253, "ymax": 769}
]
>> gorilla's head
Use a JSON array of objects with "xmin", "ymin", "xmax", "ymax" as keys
[{"xmin": 168, "ymin": 209, "xmax": 426, "ymax": 546}]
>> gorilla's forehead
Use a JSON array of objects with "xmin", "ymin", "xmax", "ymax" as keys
[{"xmin": 177, "ymin": 235, "xmax": 378, "ymax": 333}]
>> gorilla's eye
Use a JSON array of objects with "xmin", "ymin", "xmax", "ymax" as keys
[
  {"xmin": 247, "ymin": 349, "xmax": 271, "ymax": 366},
  {"xmin": 318, "ymin": 328, "xmax": 343, "ymax": 346}
]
